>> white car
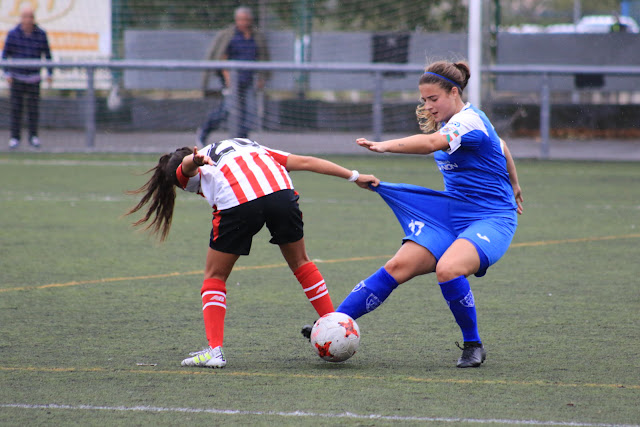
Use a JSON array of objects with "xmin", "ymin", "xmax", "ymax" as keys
[
  {"xmin": 576, "ymin": 15, "xmax": 639, "ymax": 33},
  {"xmin": 546, "ymin": 23, "xmax": 577, "ymax": 33}
]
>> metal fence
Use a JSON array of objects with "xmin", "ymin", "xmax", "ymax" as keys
[
  {"xmin": 486, "ymin": 64, "xmax": 640, "ymax": 158},
  {"xmin": 2, "ymin": 59, "xmax": 640, "ymax": 158}
]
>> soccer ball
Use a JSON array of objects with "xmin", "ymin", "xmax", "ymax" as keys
[{"xmin": 310, "ymin": 312, "xmax": 360, "ymax": 362}]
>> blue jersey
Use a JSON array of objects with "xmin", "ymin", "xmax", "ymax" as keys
[{"xmin": 434, "ymin": 103, "xmax": 516, "ymax": 211}]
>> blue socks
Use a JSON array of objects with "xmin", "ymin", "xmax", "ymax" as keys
[
  {"xmin": 337, "ymin": 267, "xmax": 399, "ymax": 320},
  {"xmin": 337, "ymin": 269, "xmax": 480, "ymax": 344},
  {"xmin": 439, "ymin": 275, "xmax": 481, "ymax": 343}
]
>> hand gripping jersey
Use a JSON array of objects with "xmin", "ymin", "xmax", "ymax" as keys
[
  {"xmin": 176, "ymin": 138, "xmax": 293, "ymax": 210},
  {"xmin": 434, "ymin": 103, "xmax": 517, "ymax": 211}
]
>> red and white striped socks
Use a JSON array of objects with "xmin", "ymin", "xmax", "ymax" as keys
[
  {"xmin": 201, "ymin": 278, "xmax": 227, "ymax": 348},
  {"xmin": 199, "ymin": 263, "xmax": 332, "ymax": 348},
  {"xmin": 294, "ymin": 262, "xmax": 334, "ymax": 316}
]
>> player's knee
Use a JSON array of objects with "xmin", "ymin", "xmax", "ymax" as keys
[
  {"xmin": 383, "ymin": 257, "xmax": 408, "ymax": 280},
  {"xmin": 435, "ymin": 262, "xmax": 464, "ymax": 283},
  {"xmin": 279, "ymin": 239, "xmax": 311, "ymax": 272}
]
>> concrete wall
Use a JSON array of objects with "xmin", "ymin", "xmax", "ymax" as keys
[
  {"xmin": 123, "ymin": 30, "xmax": 467, "ymax": 92},
  {"xmin": 124, "ymin": 30, "xmax": 640, "ymax": 94},
  {"xmin": 123, "ymin": 30, "xmax": 214, "ymax": 91},
  {"xmin": 496, "ymin": 33, "xmax": 640, "ymax": 92}
]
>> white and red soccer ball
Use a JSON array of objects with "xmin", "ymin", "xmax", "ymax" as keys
[{"xmin": 310, "ymin": 312, "xmax": 360, "ymax": 362}]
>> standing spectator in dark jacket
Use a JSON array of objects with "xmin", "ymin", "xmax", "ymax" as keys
[
  {"xmin": 2, "ymin": 6, "xmax": 52, "ymax": 149},
  {"xmin": 610, "ymin": 13, "xmax": 629, "ymax": 33},
  {"xmin": 197, "ymin": 6, "xmax": 270, "ymax": 144}
]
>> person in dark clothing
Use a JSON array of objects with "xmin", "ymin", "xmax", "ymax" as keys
[
  {"xmin": 197, "ymin": 6, "xmax": 270, "ymax": 144},
  {"xmin": 610, "ymin": 13, "xmax": 629, "ymax": 33},
  {"xmin": 2, "ymin": 6, "xmax": 53, "ymax": 149}
]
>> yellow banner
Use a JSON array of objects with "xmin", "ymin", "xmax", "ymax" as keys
[{"xmin": 0, "ymin": 30, "xmax": 99, "ymax": 51}]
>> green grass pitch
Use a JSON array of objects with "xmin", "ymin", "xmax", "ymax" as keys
[{"xmin": 1, "ymin": 152, "xmax": 639, "ymax": 426}]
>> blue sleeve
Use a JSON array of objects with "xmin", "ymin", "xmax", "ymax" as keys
[
  {"xmin": 460, "ymin": 129, "xmax": 486, "ymax": 150},
  {"xmin": 440, "ymin": 107, "xmax": 487, "ymax": 155}
]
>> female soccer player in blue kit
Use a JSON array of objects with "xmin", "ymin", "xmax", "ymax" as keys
[{"xmin": 332, "ymin": 60, "xmax": 523, "ymax": 368}]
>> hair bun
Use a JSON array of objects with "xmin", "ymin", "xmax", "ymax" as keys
[{"xmin": 453, "ymin": 62, "xmax": 471, "ymax": 90}]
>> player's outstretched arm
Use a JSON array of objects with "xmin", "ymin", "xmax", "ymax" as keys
[
  {"xmin": 286, "ymin": 154, "xmax": 379, "ymax": 189},
  {"xmin": 501, "ymin": 138, "xmax": 523, "ymax": 215},
  {"xmin": 356, "ymin": 133, "xmax": 449, "ymax": 155},
  {"xmin": 182, "ymin": 146, "xmax": 214, "ymax": 177}
]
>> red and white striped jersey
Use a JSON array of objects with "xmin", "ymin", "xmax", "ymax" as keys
[{"xmin": 176, "ymin": 138, "xmax": 294, "ymax": 210}]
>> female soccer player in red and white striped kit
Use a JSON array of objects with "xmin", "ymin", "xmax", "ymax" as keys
[{"xmin": 126, "ymin": 138, "xmax": 379, "ymax": 368}]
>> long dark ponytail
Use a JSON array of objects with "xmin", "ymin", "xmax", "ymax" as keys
[{"xmin": 125, "ymin": 147, "xmax": 193, "ymax": 241}]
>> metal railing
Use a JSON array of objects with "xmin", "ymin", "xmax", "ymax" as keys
[
  {"xmin": 485, "ymin": 64, "xmax": 640, "ymax": 158},
  {"xmin": 3, "ymin": 59, "xmax": 640, "ymax": 157}
]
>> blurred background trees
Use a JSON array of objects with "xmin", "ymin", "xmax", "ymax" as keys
[{"xmin": 117, "ymin": 0, "xmax": 626, "ymax": 31}]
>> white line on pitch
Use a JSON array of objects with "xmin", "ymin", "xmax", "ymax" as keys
[{"xmin": 0, "ymin": 403, "xmax": 636, "ymax": 427}]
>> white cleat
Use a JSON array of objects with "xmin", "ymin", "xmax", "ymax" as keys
[{"xmin": 181, "ymin": 346, "xmax": 226, "ymax": 368}]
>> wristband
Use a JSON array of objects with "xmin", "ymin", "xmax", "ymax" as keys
[{"xmin": 347, "ymin": 170, "xmax": 360, "ymax": 182}]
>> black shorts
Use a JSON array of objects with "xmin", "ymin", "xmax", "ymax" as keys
[{"xmin": 209, "ymin": 189, "xmax": 304, "ymax": 255}]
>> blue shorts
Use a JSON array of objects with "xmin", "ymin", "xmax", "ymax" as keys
[{"xmin": 374, "ymin": 182, "xmax": 518, "ymax": 277}]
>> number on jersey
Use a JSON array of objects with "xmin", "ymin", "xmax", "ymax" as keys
[
  {"xmin": 408, "ymin": 219, "xmax": 425, "ymax": 236},
  {"xmin": 207, "ymin": 138, "xmax": 261, "ymax": 166}
]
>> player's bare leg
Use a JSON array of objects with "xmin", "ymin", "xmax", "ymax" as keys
[
  {"xmin": 204, "ymin": 248, "xmax": 240, "ymax": 282},
  {"xmin": 436, "ymin": 239, "xmax": 481, "ymax": 283},
  {"xmin": 279, "ymin": 238, "xmax": 312, "ymax": 271},
  {"xmin": 383, "ymin": 241, "xmax": 437, "ymax": 284}
]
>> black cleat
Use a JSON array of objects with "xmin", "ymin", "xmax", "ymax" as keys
[
  {"xmin": 301, "ymin": 324, "xmax": 313, "ymax": 341},
  {"xmin": 456, "ymin": 341, "xmax": 486, "ymax": 368}
]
